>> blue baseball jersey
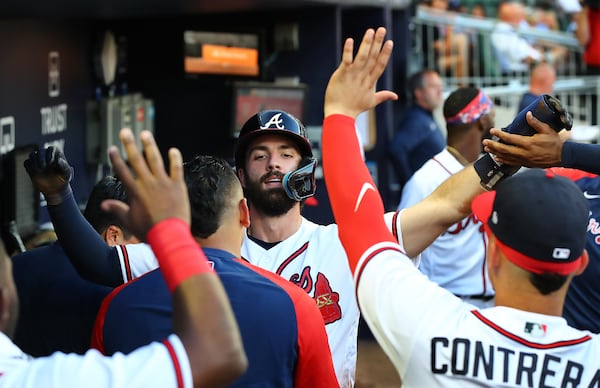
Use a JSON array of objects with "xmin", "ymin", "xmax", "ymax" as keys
[
  {"xmin": 551, "ymin": 167, "xmax": 600, "ymax": 333},
  {"xmin": 92, "ymin": 247, "xmax": 338, "ymax": 387},
  {"xmin": 12, "ymin": 242, "xmax": 112, "ymax": 356}
]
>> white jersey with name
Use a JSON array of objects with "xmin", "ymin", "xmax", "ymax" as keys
[
  {"xmin": 242, "ymin": 217, "xmax": 359, "ymax": 388},
  {"xmin": 358, "ymin": 247, "xmax": 600, "ymax": 387},
  {"xmin": 399, "ymin": 148, "xmax": 493, "ymax": 303},
  {"xmin": 0, "ymin": 333, "xmax": 192, "ymax": 387}
]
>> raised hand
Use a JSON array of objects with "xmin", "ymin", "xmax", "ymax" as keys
[
  {"xmin": 24, "ymin": 146, "xmax": 73, "ymax": 205},
  {"xmin": 101, "ymin": 128, "xmax": 190, "ymax": 241},
  {"xmin": 324, "ymin": 27, "xmax": 398, "ymax": 119}
]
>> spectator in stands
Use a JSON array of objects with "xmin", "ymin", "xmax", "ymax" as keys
[
  {"xmin": 388, "ymin": 69, "xmax": 445, "ymax": 191},
  {"xmin": 398, "ymin": 87, "xmax": 496, "ymax": 308},
  {"xmin": 518, "ymin": 62, "xmax": 557, "ymax": 111},
  {"xmin": 574, "ymin": 2, "xmax": 600, "ymax": 124},
  {"xmin": 420, "ymin": 0, "xmax": 470, "ymax": 79},
  {"xmin": 491, "ymin": 1, "xmax": 544, "ymax": 74}
]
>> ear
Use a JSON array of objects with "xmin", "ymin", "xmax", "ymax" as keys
[
  {"xmin": 237, "ymin": 168, "xmax": 246, "ymax": 188},
  {"xmin": 0, "ymin": 287, "xmax": 11, "ymax": 333},
  {"xmin": 239, "ymin": 198, "xmax": 250, "ymax": 228},
  {"xmin": 103, "ymin": 224, "xmax": 124, "ymax": 247},
  {"xmin": 574, "ymin": 249, "xmax": 589, "ymax": 276},
  {"xmin": 486, "ymin": 234, "xmax": 502, "ymax": 272}
]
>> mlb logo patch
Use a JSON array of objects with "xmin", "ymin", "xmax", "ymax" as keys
[
  {"xmin": 524, "ymin": 322, "xmax": 547, "ymax": 338},
  {"xmin": 552, "ymin": 248, "xmax": 570, "ymax": 260}
]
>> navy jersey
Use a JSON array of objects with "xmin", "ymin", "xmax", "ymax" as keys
[
  {"xmin": 92, "ymin": 247, "xmax": 338, "ymax": 387},
  {"xmin": 12, "ymin": 242, "xmax": 112, "ymax": 356},
  {"xmin": 550, "ymin": 167, "xmax": 600, "ymax": 333},
  {"xmin": 388, "ymin": 103, "xmax": 445, "ymax": 187}
]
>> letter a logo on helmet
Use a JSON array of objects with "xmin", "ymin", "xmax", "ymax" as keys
[
  {"xmin": 233, "ymin": 110, "xmax": 313, "ymax": 169},
  {"xmin": 259, "ymin": 113, "xmax": 285, "ymax": 129}
]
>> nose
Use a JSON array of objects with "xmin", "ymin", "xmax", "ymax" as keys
[{"xmin": 267, "ymin": 155, "xmax": 281, "ymax": 171}]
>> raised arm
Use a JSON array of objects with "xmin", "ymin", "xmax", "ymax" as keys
[
  {"xmin": 24, "ymin": 148, "xmax": 125, "ymax": 286},
  {"xmin": 322, "ymin": 27, "xmax": 399, "ymax": 272},
  {"xmin": 482, "ymin": 111, "xmax": 600, "ymax": 175},
  {"xmin": 104, "ymin": 128, "xmax": 246, "ymax": 386}
]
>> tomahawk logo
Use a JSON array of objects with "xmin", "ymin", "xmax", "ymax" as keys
[{"xmin": 260, "ymin": 113, "xmax": 285, "ymax": 129}]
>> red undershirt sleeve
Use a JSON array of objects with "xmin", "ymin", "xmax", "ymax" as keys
[{"xmin": 322, "ymin": 114, "xmax": 397, "ymax": 274}]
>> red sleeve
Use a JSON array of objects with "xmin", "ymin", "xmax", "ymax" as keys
[
  {"xmin": 90, "ymin": 282, "xmax": 128, "ymax": 354},
  {"xmin": 322, "ymin": 114, "xmax": 397, "ymax": 275},
  {"xmin": 547, "ymin": 167, "xmax": 598, "ymax": 181},
  {"xmin": 234, "ymin": 259, "xmax": 339, "ymax": 387}
]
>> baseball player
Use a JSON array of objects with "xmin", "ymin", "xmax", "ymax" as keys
[
  {"xmin": 322, "ymin": 27, "xmax": 600, "ymax": 387},
  {"xmin": 233, "ymin": 110, "xmax": 359, "ymax": 387},
  {"xmin": 90, "ymin": 155, "xmax": 339, "ymax": 387},
  {"xmin": 397, "ymin": 87, "xmax": 495, "ymax": 308},
  {"xmin": 0, "ymin": 128, "xmax": 247, "ymax": 387},
  {"xmin": 483, "ymin": 112, "xmax": 600, "ymax": 334},
  {"xmin": 25, "ymin": 151, "xmax": 158, "ymax": 287}
]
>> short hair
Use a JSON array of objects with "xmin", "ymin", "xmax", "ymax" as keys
[
  {"xmin": 443, "ymin": 87, "xmax": 484, "ymax": 135},
  {"xmin": 529, "ymin": 272, "xmax": 568, "ymax": 295},
  {"xmin": 83, "ymin": 176, "xmax": 129, "ymax": 235},
  {"xmin": 184, "ymin": 155, "xmax": 241, "ymax": 239},
  {"xmin": 407, "ymin": 69, "xmax": 438, "ymax": 101},
  {"xmin": 443, "ymin": 87, "xmax": 480, "ymax": 119}
]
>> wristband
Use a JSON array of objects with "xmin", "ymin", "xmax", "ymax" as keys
[
  {"xmin": 45, "ymin": 184, "xmax": 74, "ymax": 206},
  {"xmin": 473, "ymin": 153, "xmax": 520, "ymax": 191},
  {"xmin": 147, "ymin": 218, "xmax": 214, "ymax": 293}
]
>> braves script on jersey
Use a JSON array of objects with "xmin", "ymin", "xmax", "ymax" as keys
[
  {"xmin": 241, "ymin": 219, "xmax": 359, "ymax": 388},
  {"xmin": 322, "ymin": 114, "xmax": 600, "ymax": 387},
  {"xmin": 399, "ymin": 148, "xmax": 492, "ymax": 300}
]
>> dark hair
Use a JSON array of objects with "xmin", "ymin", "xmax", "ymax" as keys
[
  {"xmin": 83, "ymin": 176, "xmax": 129, "ymax": 235},
  {"xmin": 407, "ymin": 69, "xmax": 438, "ymax": 101},
  {"xmin": 184, "ymin": 155, "xmax": 240, "ymax": 239},
  {"xmin": 529, "ymin": 272, "xmax": 568, "ymax": 295},
  {"xmin": 443, "ymin": 87, "xmax": 481, "ymax": 136},
  {"xmin": 443, "ymin": 87, "xmax": 480, "ymax": 119}
]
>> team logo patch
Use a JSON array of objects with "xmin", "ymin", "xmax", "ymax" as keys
[
  {"xmin": 260, "ymin": 113, "xmax": 285, "ymax": 129},
  {"xmin": 313, "ymin": 272, "xmax": 342, "ymax": 325},
  {"xmin": 524, "ymin": 322, "xmax": 547, "ymax": 338}
]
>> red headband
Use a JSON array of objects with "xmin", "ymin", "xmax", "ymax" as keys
[{"xmin": 445, "ymin": 90, "xmax": 493, "ymax": 125}]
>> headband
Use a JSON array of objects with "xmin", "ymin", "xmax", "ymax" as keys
[{"xmin": 445, "ymin": 90, "xmax": 493, "ymax": 125}]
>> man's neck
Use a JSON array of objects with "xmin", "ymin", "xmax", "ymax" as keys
[{"xmin": 247, "ymin": 205, "xmax": 303, "ymax": 243}]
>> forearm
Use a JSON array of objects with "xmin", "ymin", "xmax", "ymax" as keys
[
  {"xmin": 148, "ymin": 219, "xmax": 246, "ymax": 386},
  {"xmin": 323, "ymin": 114, "xmax": 396, "ymax": 273},
  {"xmin": 561, "ymin": 141, "xmax": 600, "ymax": 175},
  {"xmin": 400, "ymin": 166, "xmax": 483, "ymax": 257},
  {"xmin": 47, "ymin": 195, "xmax": 123, "ymax": 286}
]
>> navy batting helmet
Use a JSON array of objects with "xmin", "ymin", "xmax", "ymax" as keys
[{"xmin": 233, "ymin": 110, "xmax": 313, "ymax": 169}]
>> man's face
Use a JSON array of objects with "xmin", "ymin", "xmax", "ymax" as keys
[
  {"xmin": 238, "ymin": 133, "xmax": 302, "ymax": 217},
  {"xmin": 417, "ymin": 73, "xmax": 443, "ymax": 112}
]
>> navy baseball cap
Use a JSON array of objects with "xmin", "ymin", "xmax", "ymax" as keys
[{"xmin": 472, "ymin": 169, "xmax": 589, "ymax": 275}]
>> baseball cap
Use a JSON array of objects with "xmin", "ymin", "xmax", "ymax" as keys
[{"xmin": 472, "ymin": 169, "xmax": 589, "ymax": 275}]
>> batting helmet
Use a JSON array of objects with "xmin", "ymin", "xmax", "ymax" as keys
[{"xmin": 233, "ymin": 110, "xmax": 313, "ymax": 169}]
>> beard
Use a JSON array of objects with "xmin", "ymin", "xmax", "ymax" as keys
[{"xmin": 243, "ymin": 171, "xmax": 297, "ymax": 217}]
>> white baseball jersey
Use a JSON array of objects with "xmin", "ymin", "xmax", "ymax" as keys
[
  {"xmin": 242, "ymin": 217, "xmax": 359, "ymax": 388},
  {"xmin": 0, "ymin": 332, "xmax": 193, "ymax": 387},
  {"xmin": 398, "ymin": 148, "xmax": 493, "ymax": 304},
  {"xmin": 358, "ymin": 248, "xmax": 600, "ymax": 387},
  {"xmin": 114, "ymin": 243, "xmax": 158, "ymax": 283},
  {"xmin": 322, "ymin": 114, "xmax": 600, "ymax": 387}
]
